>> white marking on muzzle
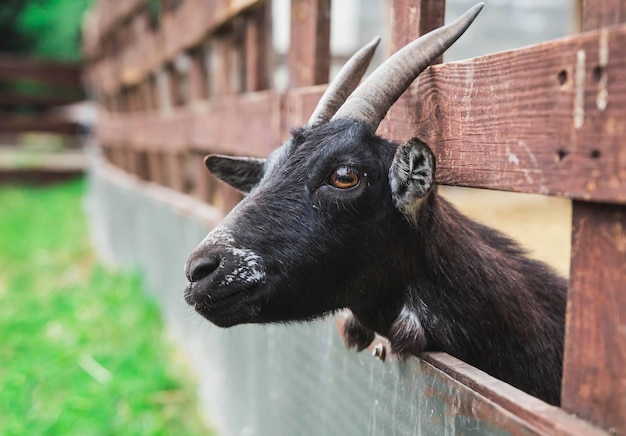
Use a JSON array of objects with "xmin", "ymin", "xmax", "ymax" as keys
[
  {"xmin": 220, "ymin": 248, "xmax": 265, "ymax": 286},
  {"xmin": 201, "ymin": 225, "xmax": 266, "ymax": 287}
]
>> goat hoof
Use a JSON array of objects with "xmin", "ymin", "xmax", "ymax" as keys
[{"xmin": 372, "ymin": 343, "xmax": 386, "ymax": 361}]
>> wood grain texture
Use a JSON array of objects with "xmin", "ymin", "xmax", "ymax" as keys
[
  {"xmin": 244, "ymin": 2, "xmax": 271, "ymax": 92},
  {"xmin": 98, "ymin": 91, "xmax": 281, "ymax": 158},
  {"xmin": 287, "ymin": 0, "xmax": 331, "ymax": 87},
  {"xmin": 562, "ymin": 202, "xmax": 626, "ymax": 434},
  {"xmin": 379, "ymin": 24, "xmax": 626, "ymax": 203},
  {"xmin": 84, "ymin": 0, "xmax": 260, "ymax": 93},
  {"xmin": 561, "ymin": 3, "xmax": 626, "ymax": 433},
  {"xmin": 0, "ymin": 53, "xmax": 82, "ymax": 87},
  {"xmin": 0, "ymin": 114, "xmax": 80, "ymax": 135},
  {"xmin": 381, "ymin": 0, "xmax": 446, "ymax": 161},
  {"xmin": 582, "ymin": 0, "xmax": 626, "ymax": 31}
]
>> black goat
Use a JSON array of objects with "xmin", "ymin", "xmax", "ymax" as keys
[{"xmin": 184, "ymin": 3, "xmax": 567, "ymax": 406}]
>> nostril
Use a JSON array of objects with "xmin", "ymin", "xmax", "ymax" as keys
[{"xmin": 188, "ymin": 255, "xmax": 221, "ymax": 283}]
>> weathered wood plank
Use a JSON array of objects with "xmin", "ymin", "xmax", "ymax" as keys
[
  {"xmin": 191, "ymin": 91, "xmax": 280, "ymax": 157},
  {"xmin": 287, "ymin": 0, "xmax": 331, "ymax": 87},
  {"xmin": 425, "ymin": 353, "xmax": 610, "ymax": 436},
  {"xmin": 0, "ymin": 114, "xmax": 80, "ymax": 135},
  {"xmin": 0, "ymin": 93, "xmax": 82, "ymax": 108},
  {"xmin": 97, "ymin": 109, "xmax": 193, "ymax": 152},
  {"xmin": 85, "ymin": 0, "xmax": 260, "ymax": 93},
  {"xmin": 95, "ymin": 24, "xmax": 626, "ymax": 202},
  {"xmin": 562, "ymin": 202, "xmax": 626, "ymax": 434},
  {"xmin": 561, "ymin": 3, "xmax": 626, "ymax": 434},
  {"xmin": 98, "ymin": 91, "xmax": 280, "ymax": 158},
  {"xmin": 188, "ymin": 49, "xmax": 208, "ymax": 101},
  {"xmin": 244, "ymin": 2, "xmax": 271, "ymax": 92},
  {"xmin": 0, "ymin": 53, "xmax": 82, "ymax": 88},
  {"xmin": 379, "ymin": 24, "xmax": 626, "ymax": 203},
  {"xmin": 381, "ymin": 0, "xmax": 446, "ymax": 153},
  {"xmin": 211, "ymin": 27, "xmax": 242, "ymax": 97},
  {"xmin": 88, "ymin": 0, "xmax": 148, "ymax": 54},
  {"xmin": 582, "ymin": 0, "xmax": 626, "ymax": 31},
  {"xmin": 281, "ymin": 85, "xmax": 325, "ymax": 140}
]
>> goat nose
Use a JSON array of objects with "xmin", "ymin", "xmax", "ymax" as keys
[{"xmin": 187, "ymin": 254, "xmax": 221, "ymax": 283}]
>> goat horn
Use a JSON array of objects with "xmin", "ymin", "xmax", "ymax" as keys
[
  {"xmin": 331, "ymin": 2, "xmax": 484, "ymax": 129},
  {"xmin": 308, "ymin": 36, "xmax": 381, "ymax": 126}
]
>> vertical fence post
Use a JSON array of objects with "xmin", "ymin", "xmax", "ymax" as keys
[
  {"xmin": 561, "ymin": 1, "xmax": 626, "ymax": 433},
  {"xmin": 245, "ymin": 2, "xmax": 271, "ymax": 92},
  {"xmin": 288, "ymin": 0, "xmax": 331, "ymax": 87},
  {"xmin": 379, "ymin": 0, "xmax": 445, "ymax": 140}
]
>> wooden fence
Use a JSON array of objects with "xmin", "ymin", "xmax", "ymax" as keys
[
  {"xmin": 0, "ymin": 53, "xmax": 86, "ymax": 183},
  {"xmin": 84, "ymin": 0, "xmax": 626, "ymax": 434},
  {"xmin": 0, "ymin": 53, "xmax": 84, "ymax": 135}
]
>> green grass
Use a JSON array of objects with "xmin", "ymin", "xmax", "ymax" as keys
[{"xmin": 0, "ymin": 179, "xmax": 213, "ymax": 435}]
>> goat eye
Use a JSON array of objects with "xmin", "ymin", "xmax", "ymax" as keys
[{"xmin": 329, "ymin": 165, "xmax": 360, "ymax": 189}]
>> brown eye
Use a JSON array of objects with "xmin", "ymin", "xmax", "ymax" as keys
[{"xmin": 329, "ymin": 165, "xmax": 360, "ymax": 189}]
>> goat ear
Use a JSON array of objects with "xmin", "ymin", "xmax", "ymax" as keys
[
  {"xmin": 389, "ymin": 138, "xmax": 435, "ymax": 218},
  {"xmin": 205, "ymin": 155, "xmax": 266, "ymax": 194}
]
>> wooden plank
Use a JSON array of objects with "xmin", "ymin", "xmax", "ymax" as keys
[
  {"xmin": 94, "ymin": 0, "xmax": 148, "ymax": 40},
  {"xmin": 188, "ymin": 49, "xmax": 208, "ymax": 101},
  {"xmin": 193, "ymin": 153, "xmax": 212, "ymax": 203},
  {"xmin": 190, "ymin": 91, "xmax": 281, "ymax": 156},
  {"xmin": 0, "ymin": 93, "xmax": 82, "ymax": 108},
  {"xmin": 85, "ymin": 0, "xmax": 260, "ymax": 93},
  {"xmin": 211, "ymin": 28, "xmax": 241, "ymax": 97},
  {"xmin": 389, "ymin": 0, "xmax": 445, "ymax": 54},
  {"xmin": 582, "ymin": 0, "xmax": 626, "ymax": 31},
  {"xmin": 0, "ymin": 53, "xmax": 82, "ymax": 88},
  {"xmin": 146, "ymin": 152, "xmax": 166, "ymax": 185},
  {"xmin": 281, "ymin": 84, "xmax": 325, "ymax": 140},
  {"xmin": 378, "ymin": 24, "xmax": 626, "ymax": 203},
  {"xmin": 380, "ymin": 0, "xmax": 445, "ymax": 146},
  {"xmin": 97, "ymin": 19, "xmax": 626, "ymax": 205},
  {"xmin": 562, "ymin": 202, "xmax": 626, "ymax": 434},
  {"xmin": 97, "ymin": 91, "xmax": 280, "ymax": 157},
  {"xmin": 424, "ymin": 353, "xmax": 609, "ymax": 436},
  {"xmin": 164, "ymin": 152, "xmax": 186, "ymax": 192},
  {"xmin": 0, "ymin": 114, "xmax": 80, "ymax": 135},
  {"xmin": 561, "ymin": 3, "xmax": 626, "ymax": 434},
  {"xmin": 287, "ymin": 0, "xmax": 331, "ymax": 87},
  {"xmin": 244, "ymin": 2, "xmax": 271, "ymax": 91}
]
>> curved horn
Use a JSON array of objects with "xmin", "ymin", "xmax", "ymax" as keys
[
  {"xmin": 332, "ymin": 2, "xmax": 484, "ymax": 129},
  {"xmin": 308, "ymin": 36, "xmax": 381, "ymax": 126}
]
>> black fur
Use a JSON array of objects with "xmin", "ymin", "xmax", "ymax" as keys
[{"xmin": 185, "ymin": 119, "xmax": 567, "ymax": 405}]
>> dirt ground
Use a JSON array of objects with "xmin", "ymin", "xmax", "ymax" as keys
[{"xmin": 439, "ymin": 186, "xmax": 572, "ymax": 278}]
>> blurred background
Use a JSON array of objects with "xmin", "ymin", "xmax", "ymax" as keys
[
  {"xmin": 1, "ymin": 0, "xmax": 578, "ymax": 435},
  {"xmin": 0, "ymin": 1, "xmax": 213, "ymax": 434}
]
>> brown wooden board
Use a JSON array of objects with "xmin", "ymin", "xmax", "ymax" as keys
[
  {"xmin": 378, "ymin": 24, "xmax": 626, "ymax": 203},
  {"xmin": 287, "ymin": 0, "xmax": 331, "ymax": 87},
  {"xmin": 381, "ymin": 0, "xmax": 446, "ymax": 157},
  {"xmin": 244, "ymin": 2, "xmax": 271, "ymax": 92},
  {"xmin": 0, "ymin": 53, "xmax": 82, "ymax": 88},
  {"xmin": 561, "ymin": 2, "xmax": 626, "ymax": 434},
  {"xmin": 0, "ymin": 93, "xmax": 82, "ymax": 108},
  {"xmin": 582, "ymin": 0, "xmax": 626, "ymax": 32},
  {"xmin": 562, "ymin": 201, "xmax": 626, "ymax": 434},
  {"xmin": 84, "ymin": 0, "xmax": 260, "ymax": 93},
  {"xmin": 0, "ymin": 114, "xmax": 80, "ymax": 135},
  {"xmin": 97, "ymin": 91, "xmax": 280, "ymax": 158}
]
